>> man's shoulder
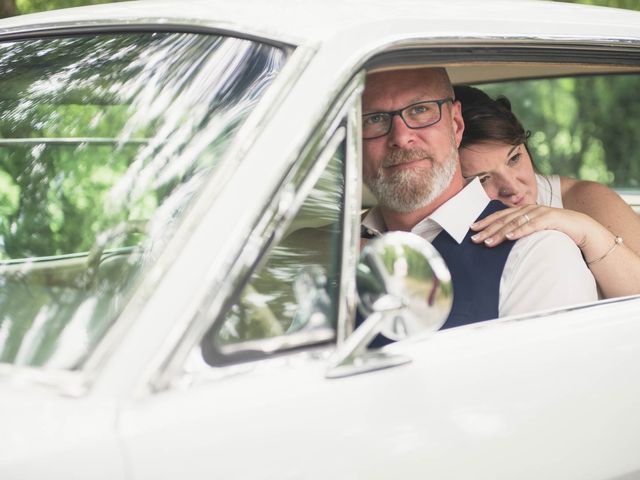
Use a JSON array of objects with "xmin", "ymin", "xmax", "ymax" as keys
[
  {"xmin": 500, "ymin": 226, "xmax": 597, "ymax": 316},
  {"xmin": 516, "ymin": 230, "xmax": 578, "ymax": 244},
  {"xmin": 509, "ymin": 229, "xmax": 584, "ymax": 268},
  {"xmin": 515, "ymin": 229, "xmax": 575, "ymax": 248}
]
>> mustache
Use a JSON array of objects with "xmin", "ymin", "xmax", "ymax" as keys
[{"xmin": 383, "ymin": 149, "xmax": 433, "ymax": 168}]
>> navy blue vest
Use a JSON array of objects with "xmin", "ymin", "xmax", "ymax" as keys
[
  {"xmin": 362, "ymin": 200, "xmax": 514, "ymax": 347},
  {"xmin": 433, "ymin": 200, "xmax": 514, "ymax": 329}
]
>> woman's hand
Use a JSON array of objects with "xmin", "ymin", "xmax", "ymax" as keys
[{"xmin": 469, "ymin": 204, "xmax": 594, "ymax": 248}]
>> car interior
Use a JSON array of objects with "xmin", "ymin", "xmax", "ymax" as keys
[{"xmin": 197, "ymin": 47, "xmax": 640, "ymax": 364}]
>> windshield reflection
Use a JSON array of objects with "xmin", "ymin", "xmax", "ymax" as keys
[{"xmin": 0, "ymin": 32, "xmax": 286, "ymax": 369}]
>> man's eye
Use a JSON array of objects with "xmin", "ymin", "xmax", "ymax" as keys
[
  {"xmin": 479, "ymin": 175, "xmax": 490, "ymax": 184},
  {"xmin": 364, "ymin": 114, "xmax": 384, "ymax": 125},
  {"xmin": 410, "ymin": 105, "xmax": 428, "ymax": 115}
]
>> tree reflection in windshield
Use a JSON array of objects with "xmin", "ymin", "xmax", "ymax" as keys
[{"xmin": 0, "ymin": 31, "xmax": 286, "ymax": 369}]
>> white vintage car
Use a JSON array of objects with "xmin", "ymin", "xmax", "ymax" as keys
[{"xmin": 0, "ymin": 0, "xmax": 639, "ymax": 478}]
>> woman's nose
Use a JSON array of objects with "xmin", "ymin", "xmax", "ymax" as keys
[{"xmin": 497, "ymin": 176, "xmax": 519, "ymax": 198}]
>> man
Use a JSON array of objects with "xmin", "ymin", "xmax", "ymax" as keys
[{"xmin": 360, "ymin": 67, "xmax": 597, "ymax": 333}]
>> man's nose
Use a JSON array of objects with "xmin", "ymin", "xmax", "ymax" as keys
[{"xmin": 386, "ymin": 114, "xmax": 415, "ymax": 149}]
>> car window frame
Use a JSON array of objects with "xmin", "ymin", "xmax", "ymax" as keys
[
  {"xmin": 150, "ymin": 73, "xmax": 365, "ymax": 389},
  {"xmin": 201, "ymin": 126, "xmax": 346, "ymax": 365},
  {"xmin": 155, "ymin": 39, "xmax": 640, "ymax": 392}
]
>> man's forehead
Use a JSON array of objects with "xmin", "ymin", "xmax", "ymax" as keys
[{"xmin": 363, "ymin": 73, "xmax": 443, "ymax": 111}]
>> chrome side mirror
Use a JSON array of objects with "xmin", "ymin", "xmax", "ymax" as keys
[{"xmin": 326, "ymin": 231, "xmax": 452, "ymax": 378}]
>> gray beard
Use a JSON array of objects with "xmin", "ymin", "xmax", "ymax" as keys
[{"xmin": 365, "ymin": 146, "xmax": 457, "ymax": 213}]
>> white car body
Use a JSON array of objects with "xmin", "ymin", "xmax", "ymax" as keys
[{"xmin": 0, "ymin": 1, "xmax": 639, "ymax": 479}]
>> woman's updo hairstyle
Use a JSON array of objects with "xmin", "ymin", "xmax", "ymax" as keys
[{"xmin": 454, "ymin": 85, "xmax": 530, "ymax": 149}]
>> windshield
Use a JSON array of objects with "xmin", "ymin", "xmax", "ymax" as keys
[{"xmin": 0, "ymin": 31, "xmax": 287, "ymax": 370}]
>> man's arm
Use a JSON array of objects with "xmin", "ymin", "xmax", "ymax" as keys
[{"xmin": 499, "ymin": 230, "xmax": 598, "ymax": 317}]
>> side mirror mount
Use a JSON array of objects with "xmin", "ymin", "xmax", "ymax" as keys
[{"xmin": 326, "ymin": 231, "xmax": 452, "ymax": 378}]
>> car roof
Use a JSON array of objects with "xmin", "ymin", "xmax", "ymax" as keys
[
  {"xmin": 1, "ymin": 0, "xmax": 639, "ymax": 86},
  {"xmin": 0, "ymin": 0, "xmax": 639, "ymax": 47}
]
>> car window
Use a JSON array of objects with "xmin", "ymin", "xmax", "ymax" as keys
[
  {"xmin": 202, "ymin": 133, "xmax": 345, "ymax": 362},
  {"xmin": 0, "ymin": 32, "xmax": 287, "ymax": 369}
]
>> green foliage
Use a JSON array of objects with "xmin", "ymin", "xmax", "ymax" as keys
[
  {"xmin": 0, "ymin": 33, "xmax": 155, "ymax": 258},
  {"xmin": 0, "ymin": 29, "xmax": 287, "ymax": 368},
  {"xmin": 16, "ymin": 0, "xmax": 125, "ymax": 14},
  {"xmin": 482, "ymin": 74, "xmax": 640, "ymax": 189},
  {"xmin": 552, "ymin": 0, "xmax": 640, "ymax": 10}
]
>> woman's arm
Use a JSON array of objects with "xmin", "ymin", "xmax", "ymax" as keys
[
  {"xmin": 469, "ymin": 179, "xmax": 640, "ymax": 298},
  {"xmin": 561, "ymin": 178, "xmax": 640, "ymax": 257},
  {"xmin": 563, "ymin": 178, "xmax": 640, "ymax": 297}
]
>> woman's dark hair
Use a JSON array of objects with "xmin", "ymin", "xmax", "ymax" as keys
[{"xmin": 454, "ymin": 85, "xmax": 530, "ymax": 149}]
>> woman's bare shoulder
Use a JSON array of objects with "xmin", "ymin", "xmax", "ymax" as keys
[
  {"xmin": 560, "ymin": 177, "xmax": 624, "ymax": 212},
  {"xmin": 560, "ymin": 176, "xmax": 640, "ymax": 253}
]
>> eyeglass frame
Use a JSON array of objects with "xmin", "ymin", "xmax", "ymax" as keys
[{"xmin": 361, "ymin": 97, "xmax": 454, "ymax": 140}]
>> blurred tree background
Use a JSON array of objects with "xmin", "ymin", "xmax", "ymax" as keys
[
  {"xmin": 552, "ymin": 0, "xmax": 639, "ymax": 8},
  {"xmin": 0, "ymin": 0, "xmax": 124, "ymax": 17},
  {"xmin": 482, "ymin": 74, "xmax": 640, "ymax": 190}
]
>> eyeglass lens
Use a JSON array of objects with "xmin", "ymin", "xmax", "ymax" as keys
[{"xmin": 362, "ymin": 99, "xmax": 449, "ymax": 139}]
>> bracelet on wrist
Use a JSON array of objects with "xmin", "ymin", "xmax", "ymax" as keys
[{"xmin": 586, "ymin": 235, "xmax": 623, "ymax": 266}]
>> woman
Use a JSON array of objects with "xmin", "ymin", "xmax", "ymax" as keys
[{"xmin": 455, "ymin": 85, "xmax": 640, "ymax": 298}]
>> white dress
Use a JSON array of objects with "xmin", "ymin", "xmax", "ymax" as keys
[{"xmin": 536, "ymin": 173, "xmax": 563, "ymax": 207}]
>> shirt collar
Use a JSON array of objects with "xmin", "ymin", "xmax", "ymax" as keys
[
  {"xmin": 362, "ymin": 177, "xmax": 490, "ymax": 244},
  {"xmin": 426, "ymin": 177, "xmax": 490, "ymax": 243}
]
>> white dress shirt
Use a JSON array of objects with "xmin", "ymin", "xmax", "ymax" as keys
[{"xmin": 362, "ymin": 178, "xmax": 598, "ymax": 318}]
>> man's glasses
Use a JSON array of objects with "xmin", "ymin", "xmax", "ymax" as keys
[{"xmin": 362, "ymin": 97, "xmax": 453, "ymax": 140}]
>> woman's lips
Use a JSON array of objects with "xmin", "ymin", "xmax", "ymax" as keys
[{"xmin": 510, "ymin": 194, "xmax": 525, "ymax": 206}]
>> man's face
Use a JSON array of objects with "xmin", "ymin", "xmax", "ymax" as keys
[{"xmin": 362, "ymin": 69, "xmax": 464, "ymax": 213}]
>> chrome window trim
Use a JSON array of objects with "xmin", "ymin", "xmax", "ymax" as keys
[
  {"xmin": 367, "ymin": 42, "xmax": 640, "ymax": 72},
  {"xmin": 148, "ymin": 74, "xmax": 366, "ymax": 393},
  {"xmin": 361, "ymin": 38, "xmax": 640, "ymax": 81},
  {"xmin": 366, "ymin": 36, "xmax": 640, "ymax": 53},
  {"xmin": 493, "ymin": 294, "xmax": 640, "ymax": 328},
  {"xmin": 336, "ymin": 72, "xmax": 364, "ymax": 346}
]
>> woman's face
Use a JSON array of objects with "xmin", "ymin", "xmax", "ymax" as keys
[{"xmin": 459, "ymin": 142, "xmax": 537, "ymax": 206}]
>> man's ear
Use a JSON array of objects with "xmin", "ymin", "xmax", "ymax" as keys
[{"xmin": 451, "ymin": 100, "xmax": 464, "ymax": 147}]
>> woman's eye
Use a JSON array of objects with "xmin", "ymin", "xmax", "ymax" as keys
[
  {"xmin": 508, "ymin": 153, "xmax": 521, "ymax": 165},
  {"xmin": 478, "ymin": 175, "xmax": 490, "ymax": 184}
]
